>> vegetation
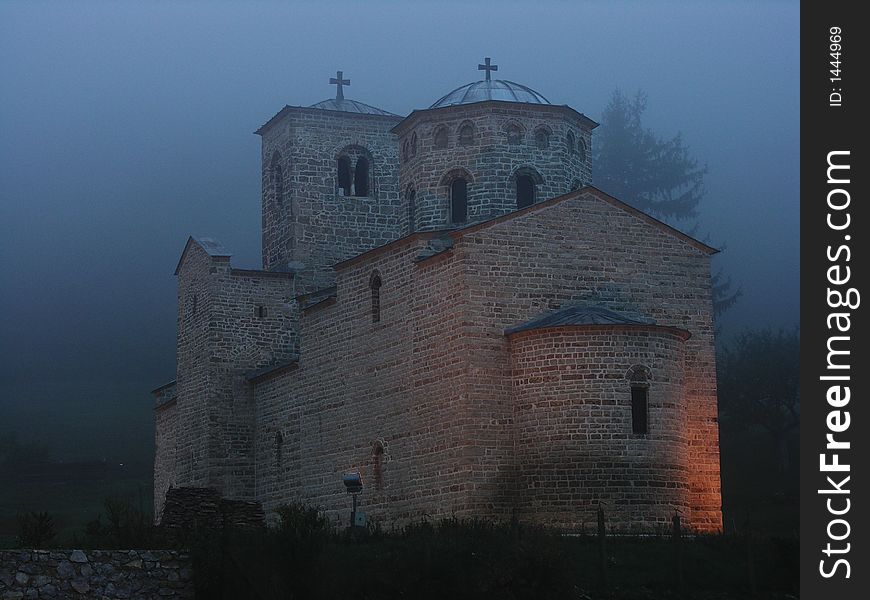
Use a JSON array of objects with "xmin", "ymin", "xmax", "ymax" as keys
[
  {"xmin": 593, "ymin": 89, "xmax": 741, "ymax": 320},
  {"xmin": 16, "ymin": 511, "xmax": 56, "ymax": 548}
]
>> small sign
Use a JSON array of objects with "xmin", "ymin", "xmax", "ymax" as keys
[{"xmin": 354, "ymin": 512, "xmax": 366, "ymax": 527}]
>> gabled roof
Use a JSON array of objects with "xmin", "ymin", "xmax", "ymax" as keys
[
  {"xmin": 334, "ymin": 186, "xmax": 718, "ymax": 271},
  {"xmin": 505, "ymin": 304, "xmax": 655, "ymax": 335},
  {"xmin": 174, "ymin": 236, "xmax": 232, "ymax": 275}
]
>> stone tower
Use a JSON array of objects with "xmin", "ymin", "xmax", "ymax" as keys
[
  {"xmin": 393, "ymin": 59, "xmax": 596, "ymax": 232},
  {"xmin": 255, "ymin": 71, "xmax": 403, "ymax": 292}
]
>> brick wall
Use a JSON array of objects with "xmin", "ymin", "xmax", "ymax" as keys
[
  {"xmin": 244, "ymin": 189, "xmax": 721, "ymax": 533},
  {"xmin": 509, "ymin": 326, "xmax": 689, "ymax": 531}
]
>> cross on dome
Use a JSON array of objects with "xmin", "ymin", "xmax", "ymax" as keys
[
  {"xmin": 329, "ymin": 70, "xmax": 350, "ymax": 100},
  {"xmin": 477, "ymin": 57, "xmax": 498, "ymax": 81}
]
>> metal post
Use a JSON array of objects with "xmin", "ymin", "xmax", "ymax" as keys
[{"xmin": 351, "ymin": 492, "xmax": 358, "ymax": 528}]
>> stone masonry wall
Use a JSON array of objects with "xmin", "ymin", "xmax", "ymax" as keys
[
  {"xmin": 397, "ymin": 103, "xmax": 593, "ymax": 232},
  {"xmin": 252, "ymin": 232, "xmax": 478, "ymax": 526},
  {"xmin": 0, "ymin": 549, "xmax": 192, "ymax": 599},
  {"xmin": 166, "ymin": 240, "xmax": 298, "ymax": 519},
  {"xmin": 152, "ymin": 383, "xmax": 178, "ymax": 524},
  {"xmin": 259, "ymin": 108, "xmax": 404, "ymax": 292},
  {"xmin": 509, "ymin": 326, "xmax": 689, "ymax": 531},
  {"xmin": 458, "ymin": 189, "xmax": 721, "ymax": 532},
  {"xmin": 249, "ymin": 189, "xmax": 720, "ymax": 533}
]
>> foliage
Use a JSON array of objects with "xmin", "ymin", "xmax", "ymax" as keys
[
  {"xmin": 594, "ymin": 89, "xmax": 741, "ymax": 321},
  {"xmin": 16, "ymin": 511, "xmax": 56, "ymax": 548},
  {"xmin": 594, "ymin": 89, "xmax": 707, "ymax": 223},
  {"xmin": 718, "ymin": 328, "xmax": 800, "ymax": 471},
  {"xmin": 273, "ymin": 501, "xmax": 330, "ymax": 538},
  {"xmin": 82, "ymin": 496, "xmax": 154, "ymax": 548}
]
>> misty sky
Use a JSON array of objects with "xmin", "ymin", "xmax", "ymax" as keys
[{"xmin": 0, "ymin": 1, "xmax": 799, "ymax": 461}]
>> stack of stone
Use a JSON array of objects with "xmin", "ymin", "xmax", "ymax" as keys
[{"xmin": 160, "ymin": 487, "xmax": 265, "ymax": 531}]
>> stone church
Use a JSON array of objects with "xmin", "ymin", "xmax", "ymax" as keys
[{"xmin": 151, "ymin": 60, "xmax": 722, "ymax": 533}]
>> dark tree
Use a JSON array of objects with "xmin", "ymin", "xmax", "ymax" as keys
[
  {"xmin": 717, "ymin": 328, "xmax": 800, "ymax": 472},
  {"xmin": 17, "ymin": 511, "xmax": 56, "ymax": 548},
  {"xmin": 594, "ymin": 89, "xmax": 740, "ymax": 319},
  {"xmin": 594, "ymin": 90, "xmax": 707, "ymax": 222}
]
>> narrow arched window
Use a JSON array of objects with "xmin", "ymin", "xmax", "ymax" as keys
[
  {"xmin": 354, "ymin": 157, "xmax": 369, "ymax": 197},
  {"xmin": 506, "ymin": 124, "xmax": 522, "ymax": 145},
  {"xmin": 516, "ymin": 174, "xmax": 535, "ymax": 209},
  {"xmin": 578, "ymin": 138, "xmax": 588, "ymax": 162},
  {"xmin": 434, "ymin": 127, "xmax": 448, "ymax": 149},
  {"xmin": 275, "ymin": 431, "xmax": 284, "ymax": 468},
  {"xmin": 372, "ymin": 441, "xmax": 385, "ymax": 492},
  {"xmin": 407, "ymin": 187, "xmax": 416, "ymax": 234},
  {"xmin": 402, "ymin": 141, "xmax": 409, "ymax": 162},
  {"xmin": 270, "ymin": 152, "xmax": 284, "ymax": 205},
  {"xmin": 534, "ymin": 128, "xmax": 549, "ymax": 149},
  {"xmin": 450, "ymin": 178, "xmax": 468, "ymax": 224},
  {"xmin": 459, "ymin": 123, "xmax": 474, "ymax": 146},
  {"xmin": 571, "ymin": 179, "xmax": 581, "ymax": 192},
  {"xmin": 410, "ymin": 132, "xmax": 418, "ymax": 158},
  {"xmin": 566, "ymin": 130, "xmax": 576, "ymax": 154},
  {"xmin": 629, "ymin": 366, "xmax": 650, "ymax": 435},
  {"xmin": 370, "ymin": 270, "xmax": 382, "ymax": 323},
  {"xmin": 337, "ymin": 156, "xmax": 352, "ymax": 196}
]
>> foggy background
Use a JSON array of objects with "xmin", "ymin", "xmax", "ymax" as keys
[{"xmin": 0, "ymin": 1, "xmax": 798, "ymax": 468}]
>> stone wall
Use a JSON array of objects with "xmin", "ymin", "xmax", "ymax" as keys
[
  {"xmin": 247, "ymin": 188, "xmax": 721, "ymax": 533},
  {"xmin": 165, "ymin": 239, "xmax": 298, "ymax": 518},
  {"xmin": 152, "ymin": 382, "xmax": 178, "ymax": 524},
  {"xmin": 258, "ymin": 107, "xmax": 404, "ymax": 291},
  {"xmin": 509, "ymin": 326, "xmax": 689, "ymax": 531},
  {"xmin": 0, "ymin": 549, "xmax": 192, "ymax": 599},
  {"xmin": 395, "ymin": 102, "xmax": 593, "ymax": 232}
]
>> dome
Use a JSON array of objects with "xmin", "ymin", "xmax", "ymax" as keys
[
  {"xmin": 430, "ymin": 79, "xmax": 550, "ymax": 109},
  {"xmin": 309, "ymin": 98, "xmax": 398, "ymax": 116}
]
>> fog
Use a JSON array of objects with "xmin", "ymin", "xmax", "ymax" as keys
[{"xmin": 0, "ymin": 1, "xmax": 799, "ymax": 462}]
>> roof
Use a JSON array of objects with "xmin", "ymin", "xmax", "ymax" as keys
[
  {"xmin": 308, "ymin": 98, "xmax": 399, "ymax": 116},
  {"xmin": 504, "ymin": 304, "xmax": 655, "ymax": 335},
  {"xmin": 245, "ymin": 357, "xmax": 299, "ymax": 383},
  {"xmin": 334, "ymin": 186, "xmax": 719, "ymax": 271},
  {"xmin": 174, "ymin": 236, "xmax": 232, "ymax": 275},
  {"xmin": 431, "ymin": 79, "xmax": 550, "ymax": 108},
  {"xmin": 392, "ymin": 100, "xmax": 598, "ymax": 135},
  {"xmin": 255, "ymin": 103, "xmax": 402, "ymax": 135}
]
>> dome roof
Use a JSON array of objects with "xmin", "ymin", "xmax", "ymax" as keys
[
  {"xmin": 430, "ymin": 79, "xmax": 550, "ymax": 109},
  {"xmin": 309, "ymin": 98, "xmax": 398, "ymax": 116}
]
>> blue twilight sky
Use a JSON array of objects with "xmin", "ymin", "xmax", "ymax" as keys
[{"xmin": 0, "ymin": 0, "xmax": 798, "ymax": 461}]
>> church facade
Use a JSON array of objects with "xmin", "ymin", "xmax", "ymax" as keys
[{"xmin": 151, "ymin": 61, "xmax": 723, "ymax": 533}]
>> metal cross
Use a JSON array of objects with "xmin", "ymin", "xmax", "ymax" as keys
[
  {"xmin": 478, "ymin": 57, "xmax": 498, "ymax": 82},
  {"xmin": 329, "ymin": 70, "xmax": 350, "ymax": 100}
]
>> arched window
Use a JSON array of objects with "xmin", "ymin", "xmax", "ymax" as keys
[
  {"xmin": 269, "ymin": 151, "xmax": 284, "ymax": 205},
  {"xmin": 406, "ymin": 187, "xmax": 417, "ymax": 234},
  {"xmin": 337, "ymin": 156, "xmax": 352, "ymax": 196},
  {"xmin": 571, "ymin": 179, "xmax": 582, "ymax": 192},
  {"xmin": 402, "ymin": 140, "xmax": 409, "ymax": 162},
  {"xmin": 566, "ymin": 130, "xmax": 576, "ymax": 154},
  {"xmin": 506, "ymin": 123, "xmax": 523, "ymax": 145},
  {"xmin": 534, "ymin": 128, "xmax": 550, "ymax": 149},
  {"xmin": 434, "ymin": 127, "xmax": 448, "ymax": 149},
  {"xmin": 628, "ymin": 366, "xmax": 651, "ymax": 435},
  {"xmin": 354, "ymin": 157, "xmax": 369, "ymax": 197},
  {"xmin": 450, "ymin": 178, "xmax": 468, "ymax": 224},
  {"xmin": 410, "ymin": 132, "xmax": 418, "ymax": 158},
  {"xmin": 370, "ymin": 270, "xmax": 382, "ymax": 323},
  {"xmin": 578, "ymin": 137, "xmax": 588, "ymax": 162},
  {"xmin": 516, "ymin": 174, "xmax": 536, "ymax": 209},
  {"xmin": 459, "ymin": 123, "xmax": 475, "ymax": 146},
  {"xmin": 275, "ymin": 431, "xmax": 284, "ymax": 468},
  {"xmin": 372, "ymin": 440, "xmax": 385, "ymax": 492}
]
